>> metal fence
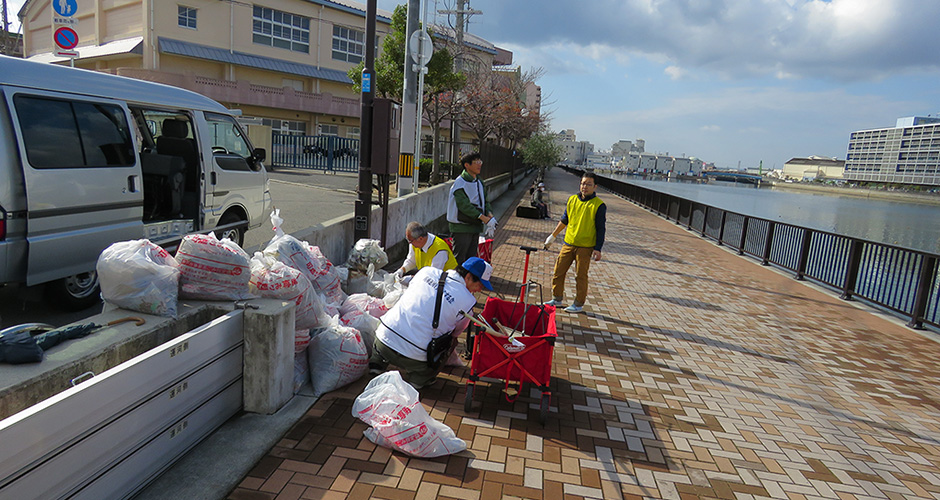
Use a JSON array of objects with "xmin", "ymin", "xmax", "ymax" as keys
[
  {"xmin": 426, "ymin": 140, "xmax": 524, "ymax": 180},
  {"xmin": 578, "ymin": 167, "xmax": 940, "ymax": 330},
  {"xmin": 270, "ymin": 133, "xmax": 360, "ymax": 172},
  {"xmin": 271, "ymin": 134, "xmax": 525, "ymax": 181}
]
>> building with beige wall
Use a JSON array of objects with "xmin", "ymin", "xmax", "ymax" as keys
[
  {"xmin": 18, "ymin": 0, "xmax": 504, "ymax": 148},
  {"xmin": 783, "ymin": 156, "xmax": 846, "ymax": 181}
]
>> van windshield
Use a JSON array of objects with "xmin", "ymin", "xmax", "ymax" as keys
[{"xmin": 206, "ymin": 113, "xmax": 251, "ymax": 158}]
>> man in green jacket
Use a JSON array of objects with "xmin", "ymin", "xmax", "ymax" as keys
[{"xmin": 447, "ymin": 152, "xmax": 495, "ymax": 263}]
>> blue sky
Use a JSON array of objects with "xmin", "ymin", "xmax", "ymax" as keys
[
  {"xmin": 378, "ymin": 0, "xmax": 940, "ymax": 170},
  {"xmin": 8, "ymin": 0, "xmax": 939, "ymax": 170}
]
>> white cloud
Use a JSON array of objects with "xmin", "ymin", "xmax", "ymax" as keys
[
  {"xmin": 466, "ymin": 0, "xmax": 940, "ymax": 82},
  {"xmin": 664, "ymin": 66, "xmax": 686, "ymax": 80}
]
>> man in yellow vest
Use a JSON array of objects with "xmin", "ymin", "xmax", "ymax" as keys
[
  {"xmin": 542, "ymin": 172, "xmax": 607, "ymax": 313},
  {"xmin": 394, "ymin": 221, "xmax": 458, "ymax": 280}
]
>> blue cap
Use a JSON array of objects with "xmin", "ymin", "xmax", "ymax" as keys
[{"xmin": 462, "ymin": 257, "xmax": 494, "ymax": 291}]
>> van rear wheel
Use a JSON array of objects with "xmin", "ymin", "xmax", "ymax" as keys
[
  {"xmin": 45, "ymin": 271, "xmax": 101, "ymax": 311},
  {"xmin": 218, "ymin": 213, "xmax": 245, "ymax": 247}
]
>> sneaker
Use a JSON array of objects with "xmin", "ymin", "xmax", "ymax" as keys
[
  {"xmin": 564, "ymin": 304, "xmax": 584, "ymax": 313},
  {"xmin": 544, "ymin": 298, "xmax": 564, "ymax": 307}
]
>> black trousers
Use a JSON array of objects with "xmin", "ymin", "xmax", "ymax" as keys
[{"xmin": 451, "ymin": 232, "xmax": 479, "ymax": 265}]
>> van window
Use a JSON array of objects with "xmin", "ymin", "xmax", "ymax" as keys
[
  {"xmin": 206, "ymin": 113, "xmax": 259, "ymax": 171},
  {"xmin": 14, "ymin": 95, "xmax": 134, "ymax": 169}
]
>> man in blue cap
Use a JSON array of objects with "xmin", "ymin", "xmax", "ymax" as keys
[{"xmin": 370, "ymin": 257, "xmax": 493, "ymax": 390}]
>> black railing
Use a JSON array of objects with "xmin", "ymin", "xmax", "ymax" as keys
[
  {"xmin": 271, "ymin": 133, "xmax": 360, "ymax": 172},
  {"xmin": 570, "ymin": 167, "xmax": 940, "ymax": 330}
]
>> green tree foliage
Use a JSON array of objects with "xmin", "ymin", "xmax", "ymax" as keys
[
  {"xmin": 346, "ymin": 5, "xmax": 464, "ymax": 101},
  {"xmin": 520, "ymin": 131, "xmax": 563, "ymax": 177},
  {"xmin": 346, "ymin": 4, "xmax": 466, "ymax": 184}
]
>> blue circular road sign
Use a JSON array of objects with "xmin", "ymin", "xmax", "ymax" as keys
[
  {"xmin": 53, "ymin": 0, "xmax": 78, "ymax": 17},
  {"xmin": 54, "ymin": 27, "xmax": 79, "ymax": 50}
]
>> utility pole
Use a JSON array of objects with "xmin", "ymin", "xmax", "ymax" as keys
[
  {"xmin": 396, "ymin": 0, "xmax": 420, "ymax": 197},
  {"xmin": 355, "ymin": 0, "xmax": 377, "ymax": 242},
  {"xmin": 439, "ymin": 0, "xmax": 480, "ymax": 165},
  {"xmin": 1, "ymin": 0, "xmax": 10, "ymax": 57}
]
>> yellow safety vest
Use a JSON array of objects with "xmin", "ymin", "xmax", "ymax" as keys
[
  {"xmin": 415, "ymin": 236, "xmax": 458, "ymax": 271},
  {"xmin": 564, "ymin": 195, "xmax": 604, "ymax": 248}
]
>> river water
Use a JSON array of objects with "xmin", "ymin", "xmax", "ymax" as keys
[{"xmin": 608, "ymin": 175, "xmax": 940, "ymax": 255}]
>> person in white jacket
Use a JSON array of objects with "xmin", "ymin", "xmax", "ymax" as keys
[{"xmin": 370, "ymin": 257, "xmax": 493, "ymax": 389}]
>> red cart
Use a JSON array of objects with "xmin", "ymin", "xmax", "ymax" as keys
[{"xmin": 464, "ymin": 296, "xmax": 557, "ymax": 425}]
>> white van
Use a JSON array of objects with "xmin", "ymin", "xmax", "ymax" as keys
[{"xmin": 0, "ymin": 56, "xmax": 271, "ymax": 310}]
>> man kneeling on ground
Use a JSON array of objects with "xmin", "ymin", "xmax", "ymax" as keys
[
  {"xmin": 370, "ymin": 257, "xmax": 493, "ymax": 390},
  {"xmin": 393, "ymin": 221, "xmax": 458, "ymax": 283}
]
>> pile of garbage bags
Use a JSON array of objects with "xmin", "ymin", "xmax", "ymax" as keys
[
  {"xmin": 95, "ymin": 210, "xmax": 401, "ymax": 394},
  {"xmin": 96, "ymin": 210, "xmax": 464, "ymax": 457}
]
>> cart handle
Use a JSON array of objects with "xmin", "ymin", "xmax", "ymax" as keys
[{"xmin": 461, "ymin": 312, "xmax": 502, "ymax": 336}]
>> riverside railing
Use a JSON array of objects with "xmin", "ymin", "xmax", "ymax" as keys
[{"xmin": 575, "ymin": 168, "xmax": 940, "ymax": 330}]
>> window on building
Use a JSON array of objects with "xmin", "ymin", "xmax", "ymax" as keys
[
  {"xmin": 319, "ymin": 124, "xmax": 339, "ymax": 136},
  {"xmin": 253, "ymin": 6, "xmax": 310, "ymax": 53},
  {"xmin": 332, "ymin": 25, "xmax": 364, "ymax": 63},
  {"xmin": 178, "ymin": 6, "xmax": 197, "ymax": 29},
  {"xmin": 262, "ymin": 118, "xmax": 307, "ymax": 136},
  {"xmin": 283, "ymin": 78, "xmax": 304, "ymax": 92},
  {"xmin": 347, "ymin": 127, "xmax": 360, "ymax": 140}
]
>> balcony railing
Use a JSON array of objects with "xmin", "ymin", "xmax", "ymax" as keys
[{"xmin": 114, "ymin": 69, "xmax": 360, "ymax": 118}]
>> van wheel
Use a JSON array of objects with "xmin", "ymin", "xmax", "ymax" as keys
[
  {"xmin": 45, "ymin": 272, "xmax": 101, "ymax": 311},
  {"xmin": 218, "ymin": 213, "xmax": 245, "ymax": 247}
]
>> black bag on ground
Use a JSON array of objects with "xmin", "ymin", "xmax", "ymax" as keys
[
  {"xmin": 516, "ymin": 205, "xmax": 541, "ymax": 219},
  {"xmin": 427, "ymin": 272, "xmax": 455, "ymax": 368}
]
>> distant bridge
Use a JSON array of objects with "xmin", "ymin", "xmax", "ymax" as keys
[{"xmin": 702, "ymin": 171, "xmax": 764, "ymax": 185}]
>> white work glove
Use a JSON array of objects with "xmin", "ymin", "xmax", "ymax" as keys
[
  {"xmin": 393, "ymin": 268, "xmax": 405, "ymax": 281},
  {"xmin": 543, "ymin": 234, "xmax": 556, "ymax": 250},
  {"xmin": 484, "ymin": 217, "xmax": 497, "ymax": 239}
]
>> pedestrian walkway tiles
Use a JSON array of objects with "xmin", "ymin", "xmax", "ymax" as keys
[{"xmin": 228, "ymin": 169, "xmax": 940, "ymax": 500}]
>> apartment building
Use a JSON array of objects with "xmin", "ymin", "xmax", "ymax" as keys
[
  {"xmin": 844, "ymin": 116, "xmax": 940, "ymax": 186},
  {"xmin": 551, "ymin": 129, "xmax": 592, "ymax": 165}
]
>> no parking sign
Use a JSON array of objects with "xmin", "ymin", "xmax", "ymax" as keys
[{"xmin": 53, "ymin": 0, "xmax": 79, "ymax": 58}]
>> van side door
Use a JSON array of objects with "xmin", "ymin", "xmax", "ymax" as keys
[
  {"xmin": 201, "ymin": 112, "xmax": 268, "ymax": 229},
  {"xmin": 6, "ymin": 91, "xmax": 142, "ymax": 285}
]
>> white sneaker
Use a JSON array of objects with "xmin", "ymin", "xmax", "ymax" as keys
[
  {"xmin": 564, "ymin": 304, "xmax": 583, "ymax": 313},
  {"xmin": 544, "ymin": 298, "xmax": 564, "ymax": 307}
]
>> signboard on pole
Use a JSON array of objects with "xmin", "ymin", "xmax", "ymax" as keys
[
  {"xmin": 53, "ymin": 0, "xmax": 79, "ymax": 59},
  {"xmin": 408, "ymin": 30, "xmax": 433, "ymax": 67}
]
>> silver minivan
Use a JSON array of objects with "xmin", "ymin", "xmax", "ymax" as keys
[{"xmin": 0, "ymin": 56, "xmax": 271, "ymax": 310}]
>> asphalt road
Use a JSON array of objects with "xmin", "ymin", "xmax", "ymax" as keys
[{"xmin": 0, "ymin": 168, "xmax": 361, "ymax": 329}]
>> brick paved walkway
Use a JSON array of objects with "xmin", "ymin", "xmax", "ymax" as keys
[{"xmin": 228, "ymin": 168, "xmax": 940, "ymax": 500}]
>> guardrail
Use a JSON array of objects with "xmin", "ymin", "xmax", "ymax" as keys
[{"xmin": 572, "ymin": 167, "xmax": 940, "ymax": 330}]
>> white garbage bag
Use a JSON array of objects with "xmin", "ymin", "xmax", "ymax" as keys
[
  {"xmin": 346, "ymin": 238, "xmax": 388, "ymax": 273},
  {"xmin": 249, "ymin": 253, "xmax": 328, "ymax": 330},
  {"xmin": 307, "ymin": 316, "xmax": 369, "ymax": 398},
  {"xmin": 340, "ymin": 293, "xmax": 389, "ymax": 319},
  {"xmin": 264, "ymin": 234, "xmax": 346, "ymax": 307},
  {"xmin": 176, "ymin": 232, "xmax": 254, "ymax": 300},
  {"xmin": 352, "ymin": 371, "xmax": 467, "ymax": 458},
  {"xmin": 97, "ymin": 239, "xmax": 179, "ymax": 317}
]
